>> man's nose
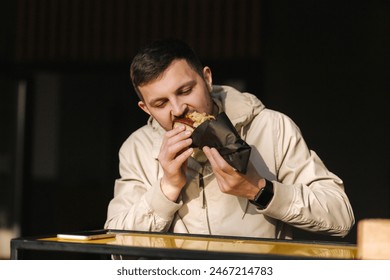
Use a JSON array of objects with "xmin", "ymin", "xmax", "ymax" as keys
[{"xmin": 171, "ymin": 100, "xmax": 186, "ymax": 117}]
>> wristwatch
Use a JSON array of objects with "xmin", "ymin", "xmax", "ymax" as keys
[{"xmin": 249, "ymin": 179, "xmax": 274, "ymax": 209}]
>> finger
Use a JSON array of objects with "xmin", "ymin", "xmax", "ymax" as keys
[
  {"xmin": 202, "ymin": 146, "xmax": 218, "ymax": 167},
  {"xmin": 164, "ymin": 125, "xmax": 191, "ymax": 143},
  {"xmin": 163, "ymin": 147, "xmax": 193, "ymax": 176},
  {"xmin": 207, "ymin": 147, "xmax": 236, "ymax": 174},
  {"xmin": 169, "ymin": 135, "xmax": 192, "ymax": 155},
  {"xmin": 160, "ymin": 137, "xmax": 192, "ymax": 162},
  {"xmin": 203, "ymin": 147, "xmax": 238, "ymax": 194},
  {"xmin": 203, "ymin": 146, "xmax": 226, "ymax": 183},
  {"xmin": 161, "ymin": 130, "xmax": 192, "ymax": 159},
  {"xmin": 174, "ymin": 147, "xmax": 193, "ymax": 166},
  {"xmin": 168, "ymin": 123, "xmax": 186, "ymax": 135}
]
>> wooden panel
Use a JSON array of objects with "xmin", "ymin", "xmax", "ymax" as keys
[
  {"xmin": 15, "ymin": 0, "xmax": 262, "ymax": 62},
  {"xmin": 357, "ymin": 219, "xmax": 390, "ymax": 260}
]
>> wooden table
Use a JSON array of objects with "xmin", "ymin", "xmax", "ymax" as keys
[{"xmin": 10, "ymin": 229, "xmax": 357, "ymax": 260}]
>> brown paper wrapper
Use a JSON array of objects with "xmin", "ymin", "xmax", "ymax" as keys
[{"xmin": 191, "ymin": 112, "xmax": 251, "ymax": 173}]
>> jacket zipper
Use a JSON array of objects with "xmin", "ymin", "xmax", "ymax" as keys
[{"xmin": 199, "ymin": 174, "xmax": 211, "ymax": 234}]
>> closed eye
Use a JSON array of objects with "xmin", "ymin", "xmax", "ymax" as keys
[
  {"xmin": 152, "ymin": 98, "xmax": 168, "ymax": 108},
  {"xmin": 179, "ymin": 86, "xmax": 193, "ymax": 95},
  {"xmin": 176, "ymin": 80, "xmax": 196, "ymax": 95}
]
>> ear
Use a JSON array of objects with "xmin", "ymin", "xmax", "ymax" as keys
[
  {"xmin": 138, "ymin": 101, "xmax": 151, "ymax": 115},
  {"xmin": 203, "ymin": 66, "xmax": 213, "ymax": 90}
]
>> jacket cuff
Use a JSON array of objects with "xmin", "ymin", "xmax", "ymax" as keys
[
  {"xmin": 257, "ymin": 181, "xmax": 294, "ymax": 219},
  {"xmin": 144, "ymin": 180, "xmax": 183, "ymax": 220}
]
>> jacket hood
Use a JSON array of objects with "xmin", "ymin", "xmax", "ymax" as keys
[{"xmin": 212, "ymin": 85, "xmax": 265, "ymax": 132}]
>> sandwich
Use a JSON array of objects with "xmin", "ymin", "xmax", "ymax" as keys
[
  {"xmin": 173, "ymin": 111, "xmax": 215, "ymax": 162},
  {"xmin": 173, "ymin": 111, "xmax": 215, "ymax": 131}
]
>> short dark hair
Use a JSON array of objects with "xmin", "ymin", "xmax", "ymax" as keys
[{"xmin": 130, "ymin": 38, "xmax": 204, "ymax": 100}]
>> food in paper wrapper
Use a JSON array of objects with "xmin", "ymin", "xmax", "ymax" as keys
[
  {"xmin": 173, "ymin": 112, "xmax": 215, "ymax": 162},
  {"xmin": 175, "ymin": 111, "xmax": 251, "ymax": 173}
]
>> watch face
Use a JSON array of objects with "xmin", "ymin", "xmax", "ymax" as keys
[
  {"xmin": 256, "ymin": 188, "xmax": 274, "ymax": 208},
  {"xmin": 252, "ymin": 180, "xmax": 274, "ymax": 209}
]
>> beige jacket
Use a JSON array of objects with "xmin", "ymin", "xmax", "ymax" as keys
[{"xmin": 105, "ymin": 85, "xmax": 355, "ymax": 239}]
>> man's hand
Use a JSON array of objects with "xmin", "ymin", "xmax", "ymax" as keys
[
  {"xmin": 158, "ymin": 125, "xmax": 193, "ymax": 201},
  {"xmin": 203, "ymin": 146, "xmax": 263, "ymax": 200}
]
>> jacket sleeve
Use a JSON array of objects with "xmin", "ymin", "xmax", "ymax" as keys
[
  {"xmin": 261, "ymin": 113, "xmax": 355, "ymax": 237},
  {"xmin": 104, "ymin": 134, "xmax": 182, "ymax": 231}
]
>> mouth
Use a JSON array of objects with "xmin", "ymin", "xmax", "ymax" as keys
[
  {"xmin": 173, "ymin": 115, "xmax": 195, "ymax": 129},
  {"xmin": 173, "ymin": 111, "xmax": 215, "ymax": 130}
]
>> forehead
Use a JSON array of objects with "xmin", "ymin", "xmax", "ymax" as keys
[
  {"xmin": 158, "ymin": 59, "xmax": 199, "ymax": 84},
  {"xmin": 139, "ymin": 60, "xmax": 200, "ymax": 99}
]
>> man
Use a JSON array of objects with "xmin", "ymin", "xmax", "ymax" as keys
[{"xmin": 105, "ymin": 38, "xmax": 354, "ymax": 239}]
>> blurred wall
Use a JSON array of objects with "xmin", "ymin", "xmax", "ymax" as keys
[{"xmin": 1, "ymin": 0, "xmax": 389, "ymax": 253}]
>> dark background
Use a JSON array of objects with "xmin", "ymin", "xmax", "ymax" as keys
[{"xmin": 1, "ymin": 0, "xmax": 389, "ymax": 257}]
